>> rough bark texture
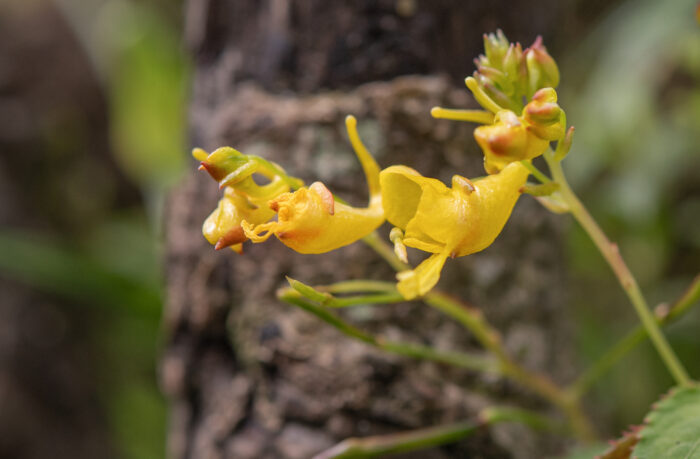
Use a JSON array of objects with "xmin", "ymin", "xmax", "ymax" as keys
[{"xmin": 164, "ymin": 1, "xmax": 601, "ymax": 457}]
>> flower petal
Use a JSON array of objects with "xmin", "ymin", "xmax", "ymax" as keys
[{"xmin": 396, "ymin": 252, "xmax": 449, "ymax": 300}]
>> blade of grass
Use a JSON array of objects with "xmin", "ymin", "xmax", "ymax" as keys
[{"xmin": 0, "ymin": 230, "xmax": 160, "ymax": 317}]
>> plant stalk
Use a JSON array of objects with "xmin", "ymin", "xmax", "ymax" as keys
[
  {"xmin": 569, "ymin": 274, "xmax": 700, "ymax": 398},
  {"xmin": 314, "ymin": 406, "xmax": 559, "ymax": 459},
  {"xmin": 544, "ymin": 152, "xmax": 691, "ymax": 387}
]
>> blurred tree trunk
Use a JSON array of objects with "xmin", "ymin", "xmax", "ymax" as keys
[{"xmin": 164, "ymin": 1, "xmax": 599, "ymax": 458}]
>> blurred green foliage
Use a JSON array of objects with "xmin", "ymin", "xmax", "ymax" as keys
[
  {"xmin": 560, "ymin": 0, "xmax": 700, "ymax": 432},
  {"xmin": 0, "ymin": 0, "xmax": 187, "ymax": 457}
]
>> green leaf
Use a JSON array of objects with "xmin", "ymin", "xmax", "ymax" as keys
[
  {"xmin": 285, "ymin": 277, "xmax": 404, "ymax": 308},
  {"xmin": 633, "ymin": 386, "xmax": 700, "ymax": 459}
]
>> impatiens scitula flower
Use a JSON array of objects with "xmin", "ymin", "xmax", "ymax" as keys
[
  {"xmin": 241, "ymin": 116, "xmax": 385, "ymax": 254},
  {"xmin": 194, "ymin": 146, "xmax": 302, "ymax": 253},
  {"xmin": 380, "ymin": 161, "xmax": 529, "ymax": 299}
]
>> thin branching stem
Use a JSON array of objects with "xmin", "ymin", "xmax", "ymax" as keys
[
  {"xmin": 520, "ymin": 160, "xmax": 552, "ymax": 184},
  {"xmin": 544, "ymin": 151, "xmax": 692, "ymax": 387},
  {"xmin": 313, "ymin": 406, "xmax": 560, "ymax": 459},
  {"xmin": 569, "ymin": 274, "xmax": 700, "ymax": 399}
]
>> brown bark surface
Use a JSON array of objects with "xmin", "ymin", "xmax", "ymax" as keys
[{"xmin": 164, "ymin": 2, "xmax": 604, "ymax": 457}]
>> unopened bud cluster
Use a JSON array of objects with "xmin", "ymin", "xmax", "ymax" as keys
[{"xmin": 475, "ymin": 31, "xmax": 560, "ymax": 111}]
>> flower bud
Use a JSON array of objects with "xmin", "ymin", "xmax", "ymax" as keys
[
  {"xmin": 198, "ymin": 147, "xmax": 257, "ymax": 189},
  {"xmin": 474, "ymin": 110, "xmax": 549, "ymax": 174},
  {"xmin": 474, "ymin": 72, "xmax": 517, "ymax": 111},
  {"xmin": 524, "ymin": 36, "xmax": 560, "ymax": 97},
  {"xmin": 476, "ymin": 65, "xmax": 512, "ymax": 94},
  {"xmin": 483, "ymin": 30, "xmax": 509, "ymax": 69},
  {"xmin": 522, "ymin": 87, "xmax": 566, "ymax": 140},
  {"xmin": 503, "ymin": 42, "xmax": 527, "ymax": 98}
]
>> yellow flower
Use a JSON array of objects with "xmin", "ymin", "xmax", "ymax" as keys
[
  {"xmin": 195, "ymin": 146, "xmax": 298, "ymax": 253},
  {"xmin": 380, "ymin": 161, "xmax": 529, "ymax": 299},
  {"xmin": 474, "ymin": 110, "xmax": 550, "ymax": 174},
  {"xmin": 242, "ymin": 116, "xmax": 384, "ymax": 254}
]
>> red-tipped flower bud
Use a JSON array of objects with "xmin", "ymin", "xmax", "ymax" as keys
[
  {"xmin": 524, "ymin": 36, "xmax": 560, "ymax": 97},
  {"xmin": 522, "ymin": 87, "xmax": 566, "ymax": 140}
]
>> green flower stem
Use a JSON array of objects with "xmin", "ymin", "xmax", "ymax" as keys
[
  {"xmin": 424, "ymin": 291, "xmax": 595, "ymax": 442},
  {"xmin": 286, "ymin": 277, "xmax": 405, "ymax": 308},
  {"xmin": 479, "ymin": 406, "xmax": 565, "ymax": 433},
  {"xmin": 314, "ymin": 421, "xmax": 480, "ymax": 459},
  {"xmin": 520, "ymin": 160, "xmax": 552, "ymax": 184},
  {"xmin": 544, "ymin": 152, "xmax": 692, "ymax": 387},
  {"xmin": 330, "ymin": 293, "xmax": 405, "ymax": 307},
  {"xmin": 278, "ymin": 290, "xmax": 496, "ymax": 373},
  {"xmin": 318, "ymin": 279, "xmax": 398, "ymax": 294},
  {"xmin": 314, "ymin": 406, "xmax": 557, "ymax": 459},
  {"xmin": 569, "ymin": 274, "xmax": 700, "ymax": 399},
  {"xmin": 249, "ymin": 155, "xmax": 305, "ymax": 190}
]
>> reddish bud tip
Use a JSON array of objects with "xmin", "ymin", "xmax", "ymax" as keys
[{"xmin": 215, "ymin": 226, "xmax": 247, "ymax": 250}]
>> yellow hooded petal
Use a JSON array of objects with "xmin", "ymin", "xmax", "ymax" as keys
[
  {"xmin": 381, "ymin": 161, "xmax": 529, "ymax": 298},
  {"xmin": 451, "ymin": 160, "xmax": 529, "ymax": 257},
  {"xmin": 380, "ymin": 165, "xmax": 448, "ymax": 231}
]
